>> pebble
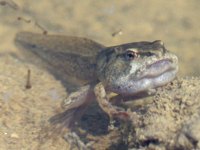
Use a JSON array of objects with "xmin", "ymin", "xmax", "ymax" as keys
[{"xmin": 10, "ymin": 133, "xmax": 19, "ymax": 138}]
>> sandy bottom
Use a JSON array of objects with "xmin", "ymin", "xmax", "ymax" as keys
[{"xmin": 0, "ymin": 0, "xmax": 200, "ymax": 150}]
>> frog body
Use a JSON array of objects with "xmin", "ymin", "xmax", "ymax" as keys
[{"xmin": 15, "ymin": 32, "xmax": 178, "ymax": 125}]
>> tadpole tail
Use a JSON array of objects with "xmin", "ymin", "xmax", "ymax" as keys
[
  {"xmin": 14, "ymin": 32, "xmax": 101, "ymax": 87},
  {"xmin": 49, "ymin": 108, "xmax": 78, "ymax": 128},
  {"xmin": 49, "ymin": 104, "xmax": 89, "ymax": 133},
  {"xmin": 15, "ymin": 31, "xmax": 105, "ymax": 56}
]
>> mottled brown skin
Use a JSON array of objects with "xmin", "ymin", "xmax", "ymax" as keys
[
  {"xmin": 15, "ymin": 32, "xmax": 178, "ymax": 126},
  {"xmin": 15, "ymin": 32, "xmax": 104, "ymax": 86}
]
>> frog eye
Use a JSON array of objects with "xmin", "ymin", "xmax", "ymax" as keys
[{"xmin": 125, "ymin": 50, "xmax": 138, "ymax": 60}]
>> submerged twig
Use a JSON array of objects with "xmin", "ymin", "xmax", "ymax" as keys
[
  {"xmin": 1, "ymin": 0, "xmax": 48, "ymax": 34},
  {"xmin": 17, "ymin": 16, "xmax": 31, "ymax": 23},
  {"xmin": 25, "ymin": 69, "xmax": 32, "ymax": 89},
  {"xmin": 112, "ymin": 29, "xmax": 123, "ymax": 37},
  {"xmin": 0, "ymin": 0, "xmax": 19, "ymax": 10},
  {"xmin": 35, "ymin": 21, "xmax": 48, "ymax": 35},
  {"xmin": 17, "ymin": 16, "xmax": 48, "ymax": 35}
]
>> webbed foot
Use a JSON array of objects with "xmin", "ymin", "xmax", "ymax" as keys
[{"xmin": 94, "ymin": 82, "xmax": 130, "ymax": 121}]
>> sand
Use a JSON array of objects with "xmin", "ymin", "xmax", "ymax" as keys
[{"xmin": 0, "ymin": 0, "xmax": 200, "ymax": 150}]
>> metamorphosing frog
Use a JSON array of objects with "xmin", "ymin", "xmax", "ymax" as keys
[{"xmin": 15, "ymin": 32, "xmax": 178, "ymax": 126}]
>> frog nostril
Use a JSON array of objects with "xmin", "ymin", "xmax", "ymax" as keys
[
  {"xmin": 145, "ymin": 52, "xmax": 154, "ymax": 57},
  {"xmin": 152, "ymin": 40, "xmax": 166, "ymax": 54}
]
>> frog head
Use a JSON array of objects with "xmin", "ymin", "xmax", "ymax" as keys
[{"xmin": 96, "ymin": 40, "xmax": 178, "ymax": 96}]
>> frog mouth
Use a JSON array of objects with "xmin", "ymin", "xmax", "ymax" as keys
[
  {"xmin": 137, "ymin": 58, "xmax": 178, "ymax": 80},
  {"xmin": 118, "ymin": 57, "xmax": 178, "ymax": 96},
  {"xmin": 105, "ymin": 54, "xmax": 178, "ymax": 97}
]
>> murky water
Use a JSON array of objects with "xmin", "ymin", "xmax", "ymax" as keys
[{"xmin": 0, "ymin": 0, "xmax": 200, "ymax": 149}]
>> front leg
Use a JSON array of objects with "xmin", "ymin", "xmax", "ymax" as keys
[
  {"xmin": 62, "ymin": 85, "xmax": 94, "ymax": 110},
  {"xmin": 94, "ymin": 82, "xmax": 130, "ymax": 120},
  {"xmin": 50, "ymin": 85, "xmax": 95, "ymax": 128}
]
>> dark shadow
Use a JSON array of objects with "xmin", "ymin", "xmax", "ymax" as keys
[
  {"xmin": 49, "ymin": 102, "xmax": 110, "ymax": 136},
  {"xmin": 78, "ymin": 102, "xmax": 109, "ymax": 135},
  {"xmin": 5, "ymin": 52, "xmax": 110, "ymax": 136},
  {"xmin": 108, "ymin": 141, "xmax": 128, "ymax": 150}
]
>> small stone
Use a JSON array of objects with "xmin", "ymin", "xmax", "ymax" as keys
[{"xmin": 10, "ymin": 133, "xmax": 19, "ymax": 138}]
